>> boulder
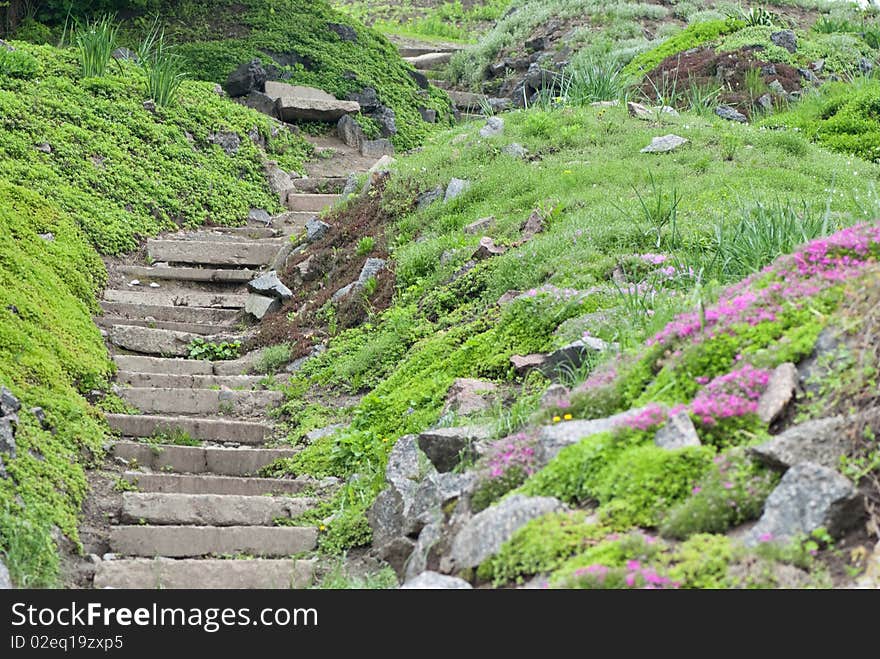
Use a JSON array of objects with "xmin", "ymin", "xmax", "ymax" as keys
[
  {"xmin": 337, "ymin": 115, "xmax": 364, "ymax": 148},
  {"xmin": 1, "ymin": 387, "xmax": 20, "ymax": 416},
  {"xmin": 756, "ymin": 363, "xmax": 798, "ymax": 425},
  {"xmin": 225, "ymin": 59, "xmax": 267, "ymax": 97},
  {"xmin": 207, "ymin": 129, "xmax": 241, "ymax": 156},
  {"xmin": 112, "ymin": 47, "xmax": 138, "ymax": 62},
  {"xmin": 749, "ymin": 416, "xmax": 852, "ymax": 471},
  {"xmin": 242, "ymin": 90, "xmax": 277, "ymax": 117},
  {"xmin": 419, "ymin": 107, "xmax": 437, "ymax": 123},
  {"xmin": 372, "ymin": 106, "xmax": 397, "ymax": 137},
  {"xmin": 768, "ymin": 79, "xmax": 787, "ymax": 96},
  {"xmin": 360, "ymin": 139, "xmax": 395, "ymax": 158},
  {"xmin": 756, "ymin": 94, "xmax": 773, "ymax": 112},
  {"xmin": 417, "ymin": 185, "xmax": 445, "ymax": 209},
  {"xmin": 306, "ymin": 218, "xmax": 330, "ymax": 243},
  {"xmin": 654, "ymin": 411, "xmax": 701, "ymax": 449},
  {"xmin": 346, "ymin": 87, "xmax": 380, "ymax": 111},
  {"xmin": 480, "ymin": 116, "xmax": 504, "ymax": 138},
  {"xmin": 797, "ymin": 328, "xmax": 841, "ymax": 395},
  {"xmin": 443, "ymin": 378, "xmax": 498, "ymax": 416},
  {"xmin": 770, "ymin": 30, "xmax": 797, "ymax": 54},
  {"xmin": 472, "ymin": 237, "xmax": 506, "ymax": 260},
  {"xmin": 417, "ymin": 425, "xmax": 493, "ymax": 473},
  {"xmin": 270, "ymin": 83, "xmax": 360, "ymax": 122},
  {"xmin": 0, "ymin": 418, "xmax": 15, "ymax": 461},
  {"xmin": 401, "ymin": 571, "xmax": 472, "ymax": 589},
  {"xmin": 0, "ymin": 559, "xmax": 10, "ymax": 589},
  {"xmin": 641, "ymin": 134, "xmax": 687, "ymax": 153},
  {"xmin": 744, "ymin": 462, "xmax": 863, "ymax": 546},
  {"xmin": 449, "ymin": 494, "xmax": 565, "ymax": 569},
  {"xmin": 715, "ymin": 105, "xmax": 747, "ymax": 123},
  {"xmin": 403, "ymin": 524, "xmax": 444, "ymax": 582},
  {"xmin": 464, "ymin": 216, "xmax": 496, "ymax": 235},
  {"xmin": 264, "ymin": 161, "xmax": 295, "ymax": 201},
  {"xmin": 248, "ymin": 208, "xmax": 272, "ymax": 225},
  {"xmin": 409, "ymin": 70, "xmax": 429, "ymax": 89},
  {"xmin": 797, "ymin": 67, "xmax": 820, "ymax": 84},
  {"xmin": 247, "ymin": 271, "xmax": 292, "ymax": 300},
  {"xmin": 502, "ymin": 142, "xmax": 528, "ymax": 159},
  {"xmin": 538, "ymin": 407, "xmax": 659, "ymax": 462},
  {"xmin": 327, "ymin": 22, "xmax": 357, "ymax": 42},
  {"xmin": 244, "ymin": 294, "xmax": 280, "ymax": 320},
  {"xmin": 512, "ymin": 339, "xmax": 610, "ymax": 378},
  {"xmin": 31, "ymin": 407, "xmax": 50, "ymax": 431},
  {"xmin": 369, "ymin": 155, "xmax": 396, "ymax": 174},
  {"xmin": 444, "ymin": 178, "xmax": 471, "ymax": 202}
]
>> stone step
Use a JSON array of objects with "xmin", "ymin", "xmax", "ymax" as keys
[
  {"xmin": 291, "ymin": 177, "xmax": 347, "ymax": 194},
  {"xmin": 405, "ymin": 52, "xmax": 453, "ymax": 68},
  {"xmin": 275, "ymin": 95, "xmax": 360, "ymax": 123},
  {"xmin": 429, "ymin": 78, "xmax": 452, "ymax": 90},
  {"xmin": 118, "ymin": 387, "xmax": 284, "ymax": 416},
  {"xmin": 103, "ymin": 289, "xmax": 247, "ymax": 309},
  {"xmin": 108, "ymin": 325, "xmax": 236, "ymax": 357},
  {"xmin": 117, "ymin": 371, "xmax": 268, "ymax": 389},
  {"xmin": 112, "ymin": 355, "xmax": 214, "ymax": 375},
  {"xmin": 122, "ymin": 471, "xmax": 314, "ymax": 496},
  {"xmin": 397, "ymin": 45, "xmax": 460, "ymax": 58},
  {"xmin": 174, "ymin": 229, "xmax": 282, "ymax": 242},
  {"xmin": 147, "ymin": 239, "xmax": 282, "ymax": 266},
  {"xmin": 264, "ymin": 211, "xmax": 314, "ymax": 231},
  {"xmin": 285, "ymin": 193, "xmax": 341, "ymax": 212},
  {"xmin": 121, "ymin": 492, "xmax": 318, "ymax": 526},
  {"xmin": 101, "ymin": 301, "xmax": 240, "ymax": 325},
  {"xmin": 449, "ymin": 90, "xmax": 489, "ymax": 110},
  {"xmin": 111, "ymin": 441, "xmax": 294, "ymax": 475},
  {"xmin": 118, "ymin": 265, "xmax": 258, "ymax": 284},
  {"xmin": 97, "ymin": 315, "xmax": 228, "ymax": 336},
  {"xmin": 109, "ymin": 525, "xmax": 317, "ymax": 558},
  {"xmin": 94, "ymin": 558, "xmax": 314, "ymax": 589},
  {"xmin": 106, "ymin": 414, "xmax": 272, "ymax": 444}
]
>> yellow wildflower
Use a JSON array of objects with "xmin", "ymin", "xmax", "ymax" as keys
[
  {"xmin": 563, "ymin": 413, "xmax": 573, "ymax": 421},
  {"xmin": 552, "ymin": 415, "xmax": 562, "ymax": 423}
]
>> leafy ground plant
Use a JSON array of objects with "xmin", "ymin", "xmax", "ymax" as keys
[{"xmin": 187, "ymin": 338, "xmax": 242, "ymax": 361}]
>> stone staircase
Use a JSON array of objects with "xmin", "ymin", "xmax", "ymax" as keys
[{"xmin": 91, "ymin": 169, "xmax": 349, "ymax": 589}]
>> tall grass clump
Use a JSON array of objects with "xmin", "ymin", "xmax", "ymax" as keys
[
  {"xmin": 561, "ymin": 59, "xmax": 627, "ymax": 105},
  {"xmin": 74, "ymin": 14, "xmax": 117, "ymax": 77},
  {"xmin": 138, "ymin": 21, "xmax": 187, "ymax": 106}
]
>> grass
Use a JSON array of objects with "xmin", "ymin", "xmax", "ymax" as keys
[
  {"xmin": 137, "ymin": 20, "xmax": 187, "ymax": 106},
  {"xmin": 74, "ymin": 14, "xmax": 118, "ymax": 78}
]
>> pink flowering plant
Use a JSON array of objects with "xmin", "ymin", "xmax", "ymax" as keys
[
  {"xmin": 559, "ymin": 561, "xmax": 681, "ymax": 589},
  {"xmin": 471, "ymin": 432, "xmax": 540, "ymax": 512}
]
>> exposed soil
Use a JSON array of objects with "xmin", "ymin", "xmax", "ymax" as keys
[{"xmin": 641, "ymin": 46, "xmax": 803, "ymax": 117}]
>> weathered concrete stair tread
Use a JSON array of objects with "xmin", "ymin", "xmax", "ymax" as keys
[
  {"xmin": 97, "ymin": 316, "xmax": 229, "ymax": 336},
  {"xmin": 285, "ymin": 193, "xmax": 342, "ymax": 212},
  {"xmin": 119, "ymin": 387, "xmax": 283, "ymax": 416},
  {"xmin": 449, "ymin": 90, "xmax": 489, "ymax": 109},
  {"xmin": 147, "ymin": 239, "xmax": 283, "ymax": 266},
  {"xmin": 116, "ymin": 371, "xmax": 267, "ymax": 389},
  {"xmin": 113, "ymin": 355, "xmax": 214, "ymax": 375},
  {"xmin": 112, "ymin": 441, "xmax": 294, "ymax": 475},
  {"xmin": 404, "ymin": 52, "xmax": 453, "ymax": 67},
  {"xmin": 118, "ymin": 265, "xmax": 259, "ymax": 283},
  {"xmin": 292, "ymin": 177, "xmax": 347, "ymax": 193},
  {"xmin": 94, "ymin": 558, "xmax": 314, "ymax": 589},
  {"xmin": 103, "ymin": 289, "xmax": 247, "ymax": 309},
  {"xmin": 101, "ymin": 302, "xmax": 240, "ymax": 325},
  {"xmin": 108, "ymin": 325, "xmax": 237, "ymax": 357},
  {"xmin": 121, "ymin": 492, "xmax": 318, "ymax": 526},
  {"xmin": 109, "ymin": 525, "xmax": 317, "ymax": 557},
  {"xmin": 122, "ymin": 471, "xmax": 314, "ymax": 496},
  {"xmin": 107, "ymin": 414, "xmax": 271, "ymax": 444},
  {"xmin": 275, "ymin": 95, "xmax": 360, "ymax": 123}
]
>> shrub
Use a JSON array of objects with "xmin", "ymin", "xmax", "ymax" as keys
[
  {"xmin": 471, "ymin": 432, "xmax": 539, "ymax": 512},
  {"xmin": 0, "ymin": 47, "xmax": 39, "ymax": 79},
  {"xmin": 667, "ymin": 533, "xmax": 736, "ymax": 588},
  {"xmin": 254, "ymin": 343, "xmax": 292, "ymax": 374},
  {"xmin": 623, "ymin": 19, "xmax": 743, "ymax": 78}
]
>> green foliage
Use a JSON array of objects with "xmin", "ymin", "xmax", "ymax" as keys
[
  {"xmin": 623, "ymin": 19, "xmax": 743, "ymax": 77},
  {"xmin": 557, "ymin": 58, "xmax": 627, "ymax": 105},
  {"xmin": 667, "ymin": 533, "xmax": 736, "ymax": 588},
  {"xmin": 660, "ymin": 450, "xmax": 779, "ymax": 538},
  {"xmin": 730, "ymin": 6, "xmax": 777, "ymax": 28},
  {"xmin": 471, "ymin": 467, "xmax": 529, "ymax": 513},
  {"xmin": 254, "ymin": 344, "xmax": 292, "ymax": 375},
  {"xmin": 0, "ymin": 47, "xmax": 38, "ymax": 78},
  {"xmin": 356, "ymin": 236, "xmax": 376, "ymax": 256},
  {"xmin": 74, "ymin": 14, "xmax": 118, "ymax": 77},
  {"xmin": 137, "ymin": 21, "xmax": 187, "ymax": 106},
  {"xmin": 316, "ymin": 557, "xmax": 398, "ymax": 589},
  {"xmin": 477, "ymin": 512, "xmax": 606, "ymax": 585},
  {"xmin": 186, "ymin": 338, "xmax": 241, "ymax": 361}
]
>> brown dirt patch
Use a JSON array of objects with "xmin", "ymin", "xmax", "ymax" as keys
[{"xmin": 641, "ymin": 46, "xmax": 802, "ymax": 117}]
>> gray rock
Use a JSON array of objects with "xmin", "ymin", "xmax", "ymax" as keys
[
  {"xmin": 797, "ymin": 327, "xmax": 842, "ymax": 395},
  {"xmin": 797, "ymin": 67, "xmax": 820, "ymax": 85},
  {"xmin": 443, "ymin": 378, "xmax": 498, "ymax": 416},
  {"xmin": 1, "ymin": 388, "xmax": 20, "ymax": 416},
  {"xmin": 265, "ymin": 161, "xmax": 294, "ymax": 198},
  {"xmin": 418, "ymin": 425, "xmax": 493, "ymax": 473},
  {"xmin": 247, "ymin": 271, "xmax": 292, "ymax": 300},
  {"xmin": 770, "ymin": 30, "xmax": 797, "ymax": 54},
  {"xmin": 768, "ymin": 79, "xmax": 787, "ymax": 96},
  {"xmin": 305, "ymin": 424, "xmax": 346, "ymax": 444},
  {"xmin": 372, "ymin": 106, "xmax": 397, "ymax": 138},
  {"xmin": 327, "ymin": 22, "xmax": 357, "ymax": 42},
  {"xmin": 337, "ymin": 115, "xmax": 364, "ymax": 148},
  {"xmin": 859, "ymin": 57, "xmax": 874, "ymax": 75},
  {"xmin": 464, "ymin": 216, "xmax": 496, "ymax": 235},
  {"xmin": 472, "ymin": 236, "xmax": 506, "ymax": 260},
  {"xmin": 404, "ymin": 524, "xmax": 443, "ymax": 581},
  {"xmin": 757, "ymin": 363, "xmax": 798, "ymax": 425},
  {"xmin": 0, "ymin": 418, "xmax": 15, "ymax": 461},
  {"xmin": 0, "ymin": 559, "xmax": 10, "ymax": 589},
  {"xmin": 641, "ymin": 134, "xmax": 688, "ymax": 153},
  {"xmin": 541, "ymin": 383, "xmax": 570, "ymax": 407},
  {"xmin": 248, "ymin": 208, "xmax": 271, "ymax": 225},
  {"xmin": 444, "ymin": 178, "xmax": 472, "ymax": 202},
  {"xmin": 368, "ymin": 155, "xmax": 395, "ymax": 174},
  {"xmin": 715, "ymin": 105, "xmax": 747, "ymax": 123},
  {"xmin": 346, "ymin": 87, "xmax": 379, "ymax": 112},
  {"xmin": 243, "ymin": 90, "xmax": 277, "ymax": 117},
  {"xmin": 31, "ymin": 407, "xmax": 50, "ymax": 431},
  {"xmin": 409, "ymin": 69, "xmax": 429, "ymax": 89},
  {"xmin": 417, "ymin": 185, "xmax": 445, "ymax": 209},
  {"xmin": 112, "ymin": 47, "xmax": 138, "ymax": 62},
  {"xmin": 749, "ymin": 416, "xmax": 852, "ymax": 471},
  {"xmin": 538, "ymin": 406, "xmax": 660, "ymax": 463},
  {"xmin": 811, "ymin": 60, "xmax": 825, "ymax": 74},
  {"xmin": 419, "ymin": 107, "xmax": 437, "ymax": 123},
  {"xmin": 401, "ymin": 571, "xmax": 471, "ymax": 589},
  {"xmin": 513, "ymin": 339, "xmax": 610, "ymax": 378},
  {"xmin": 35, "ymin": 142, "xmax": 52, "ymax": 154},
  {"xmin": 627, "ymin": 101, "xmax": 654, "ymax": 120},
  {"xmin": 591, "ymin": 100, "xmax": 620, "ymax": 107},
  {"xmin": 358, "ymin": 257, "xmax": 386, "ymax": 284},
  {"xmin": 502, "ymin": 142, "xmax": 528, "ymax": 158},
  {"xmin": 654, "ymin": 411, "xmax": 701, "ymax": 449},
  {"xmin": 244, "ymin": 293, "xmax": 280, "ymax": 320},
  {"xmin": 450, "ymin": 494, "xmax": 565, "ymax": 569},
  {"xmin": 360, "ymin": 139, "xmax": 395, "ymax": 158},
  {"xmin": 744, "ymin": 462, "xmax": 863, "ymax": 546},
  {"xmin": 756, "ymin": 94, "xmax": 773, "ymax": 112},
  {"xmin": 207, "ymin": 131, "xmax": 242, "ymax": 156},
  {"xmin": 480, "ymin": 116, "xmax": 504, "ymax": 138},
  {"xmin": 143, "ymin": 99, "xmax": 156, "ymax": 113},
  {"xmin": 225, "ymin": 59, "xmax": 267, "ymax": 97},
  {"xmin": 306, "ymin": 217, "xmax": 330, "ymax": 243}
]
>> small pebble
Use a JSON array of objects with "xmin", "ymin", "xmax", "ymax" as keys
[
  {"xmin": 128, "ymin": 279, "xmax": 140, "ymax": 286},
  {"xmin": 149, "ymin": 282, "xmax": 160, "ymax": 288}
]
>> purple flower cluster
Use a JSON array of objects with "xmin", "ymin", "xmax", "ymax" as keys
[
  {"xmin": 648, "ymin": 224, "xmax": 880, "ymax": 348},
  {"xmin": 570, "ymin": 561, "xmax": 679, "ymax": 589},
  {"xmin": 672, "ymin": 364, "xmax": 770, "ymax": 427},
  {"xmin": 484, "ymin": 432, "xmax": 538, "ymax": 479},
  {"xmin": 616, "ymin": 403, "xmax": 668, "ymax": 431},
  {"xmin": 640, "ymin": 253, "xmax": 669, "ymax": 265}
]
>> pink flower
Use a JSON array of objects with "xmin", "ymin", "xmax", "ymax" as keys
[
  {"xmin": 723, "ymin": 482, "xmax": 734, "ymax": 489},
  {"xmin": 691, "ymin": 486, "xmax": 702, "ymax": 495},
  {"xmin": 758, "ymin": 533, "xmax": 774, "ymax": 543}
]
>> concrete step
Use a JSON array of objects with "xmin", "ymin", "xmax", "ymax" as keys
[
  {"xmin": 118, "ymin": 265, "xmax": 258, "ymax": 284},
  {"xmin": 284, "ymin": 193, "xmax": 341, "ymax": 212},
  {"xmin": 397, "ymin": 45, "xmax": 461, "ymax": 58},
  {"xmin": 291, "ymin": 177, "xmax": 347, "ymax": 194},
  {"xmin": 113, "ymin": 355, "xmax": 214, "ymax": 375},
  {"xmin": 111, "ymin": 441, "xmax": 294, "ymax": 475},
  {"xmin": 94, "ymin": 558, "xmax": 314, "ymax": 589},
  {"xmin": 119, "ymin": 387, "xmax": 283, "ymax": 416},
  {"xmin": 147, "ymin": 239, "xmax": 282, "ymax": 267},
  {"xmin": 101, "ymin": 301, "xmax": 241, "ymax": 326},
  {"xmin": 121, "ymin": 492, "xmax": 318, "ymax": 526},
  {"xmin": 109, "ymin": 525, "xmax": 317, "ymax": 558},
  {"xmin": 106, "ymin": 414, "xmax": 272, "ymax": 444},
  {"xmin": 108, "ymin": 325, "xmax": 234, "ymax": 357},
  {"xmin": 97, "ymin": 316, "xmax": 228, "ymax": 336},
  {"xmin": 122, "ymin": 471, "xmax": 315, "ymax": 496},
  {"xmin": 117, "ymin": 371, "xmax": 268, "ymax": 389},
  {"xmin": 405, "ymin": 52, "xmax": 453, "ymax": 68},
  {"xmin": 103, "ymin": 289, "xmax": 247, "ymax": 309}
]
